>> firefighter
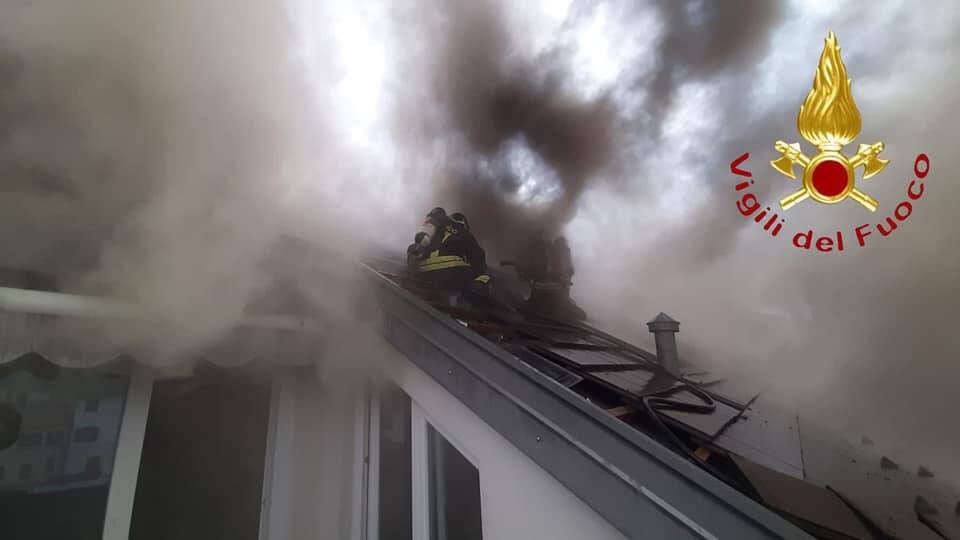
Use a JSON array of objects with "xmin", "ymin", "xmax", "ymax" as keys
[
  {"xmin": 515, "ymin": 230, "xmax": 551, "ymax": 284},
  {"xmin": 550, "ymin": 236, "xmax": 574, "ymax": 286},
  {"xmin": 550, "ymin": 236, "xmax": 586, "ymax": 320},
  {"xmin": 407, "ymin": 207, "xmax": 450, "ymax": 270},
  {"xmin": 511, "ymin": 231, "xmax": 586, "ymax": 321},
  {"xmin": 406, "ymin": 207, "xmax": 478, "ymax": 293},
  {"xmin": 449, "ymin": 212, "xmax": 492, "ymax": 299}
]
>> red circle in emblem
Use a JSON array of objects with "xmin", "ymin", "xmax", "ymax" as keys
[{"xmin": 811, "ymin": 160, "xmax": 848, "ymax": 197}]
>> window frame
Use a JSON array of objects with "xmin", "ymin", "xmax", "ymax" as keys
[
  {"xmin": 73, "ymin": 425, "xmax": 101, "ymax": 443},
  {"xmin": 100, "ymin": 363, "xmax": 154, "ymax": 540},
  {"xmin": 364, "ymin": 388, "xmax": 482, "ymax": 540},
  {"xmin": 364, "ymin": 390, "xmax": 381, "ymax": 540}
]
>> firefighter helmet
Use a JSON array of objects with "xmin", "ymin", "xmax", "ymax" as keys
[{"xmin": 450, "ymin": 212, "xmax": 469, "ymax": 231}]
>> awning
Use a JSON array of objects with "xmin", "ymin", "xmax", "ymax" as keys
[{"xmin": 0, "ymin": 286, "xmax": 323, "ymax": 370}]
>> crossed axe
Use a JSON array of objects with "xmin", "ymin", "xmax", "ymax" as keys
[{"xmin": 770, "ymin": 140, "xmax": 889, "ymax": 211}]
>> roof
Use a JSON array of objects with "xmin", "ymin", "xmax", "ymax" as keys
[{"xmin": 368, "ymin": 257, "xmax": 960, "ymax": 540}]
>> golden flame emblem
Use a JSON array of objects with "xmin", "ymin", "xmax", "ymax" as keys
[{"xmin": 770, "ymin": 32, "xmax": 888, "ymax": 211}]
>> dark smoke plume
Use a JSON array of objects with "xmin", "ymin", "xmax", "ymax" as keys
[
  {"xmin": 0, "ymin": 1, "xmax": 370, "ymax": 361},
  {"xmin": 396, "ymin": 0, "xmax": 786, "ymax": 262},
  {"xmin": 397, "ymin": 0, "xmax": 618, "ymax": 258}
]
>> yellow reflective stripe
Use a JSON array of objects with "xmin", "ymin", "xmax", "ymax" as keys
[
  {"xmin": 473, "ymin": 274, "xmax": 490, "ymax": 283},
  {"xmin": 418, "ymin": 254, "xmax": 470, "ymax": 272},
  {"xmin": 420, "ymin": 255, "xmax": 464, "ymax": 265},
  {"xmin": 440, "ymin": 226, "xmax": 459, "ymax": 243},
  {"xmin": 532, "ymin": 281, "xmax": 565, "ymax": 290},
  {"xmin": 418, "ymin": 259, "xmax": 471, "ymax": 272}
]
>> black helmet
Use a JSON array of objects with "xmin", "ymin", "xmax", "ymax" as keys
[
  {"xmin": 426, "ymin": 207, "xmax": 447, "ymax": 220},
  {"xmin": 450, "ymin": 212, "xmax": 469, "ymax": 231}
]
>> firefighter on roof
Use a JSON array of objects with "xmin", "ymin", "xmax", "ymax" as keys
[
  {"xmin": 509, "ymin": 231, "xmax": 586, "ymax": 321},
  {"xmin": 407, "ymin": 208, "xmax": 490, "ymax": 299},
  {"xmin": 449, "ymin": 212, "xmax": 492, "ymax": 298},
  {"xmin": 515, "ymin": 230, "xmax": 551, "ymax": 284},
  {"xmin": 550, "ymin": 236, "xmax": 574, "ymax": 286}
]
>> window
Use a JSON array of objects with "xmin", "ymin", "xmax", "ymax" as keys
[
  {"xmin": 73, "ymin": 426, "xmax": 100, "ymax": 442},
  {"xmin": 381, "ymin": 395, "xmax": 484, "ymax": 540},
  {"xmin": 18, "ymin": 431, "xmax": 42, "ymax": 447},
  {"xmin": 427, "ymin": 426, "xmax": 483, "ymax": 540},
  {"xmin": 0, "ymin": 360, "xmax": 130, "ymax": 539},
  {"xmin": 85, "ymin": 456, "xmax": 102, "ymax": 477},
  {"xmin": 84, "ymin": 398, "xmax": 100, "ymax": 412},
  {"xmin": 45, "ymin": 431, "xmax": 64, "ymax": 446},
  {"xmin": 129, "ymin": 372, "xmax": 272, "ymax": 540},
  {"xmin": 378, "ymin": 386, "xmax": 412, "ymax": 540}
]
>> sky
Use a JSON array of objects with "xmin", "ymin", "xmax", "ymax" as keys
[{"xmin": 0, "ymin": 0, "xmax": 958, "ymax": 481}]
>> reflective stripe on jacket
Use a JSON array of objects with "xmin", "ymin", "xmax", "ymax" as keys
[{"xmin": 416, "ymin": 226, "xmax": 472, "ymax": 273}]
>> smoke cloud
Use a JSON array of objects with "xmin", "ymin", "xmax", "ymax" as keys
[
  {"xmin": 566, "ymin": 1, "xmax": 960, "ymax": 482},
  {"xmin": 0, "ymin": 0, "xmax": 957, "ymax": 486},
  {"xmin": 392, "ymin": 0, "xmax": 960, "ymax": 483},
  {"xmin": 0, "ymin": 0, "xmax": 395, "ymax": 361},
  {"xmin": 390, "ymin": 0, "xmax": 786, "ymax": 259}
]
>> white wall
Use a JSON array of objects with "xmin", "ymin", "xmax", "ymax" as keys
[
  {"xmin": 260, "ymin": 367, "xmax": 365, "ymax": 540},
  {"xmin": 261, "ymin": 334, "xmax": 628, "ymax": 540},
  {"xmin": 390, "ymin": 353, "xmax": 628, "ymax": 540}
]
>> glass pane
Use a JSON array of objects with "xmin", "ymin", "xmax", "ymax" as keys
[
  {"xmin": 129, "ymin": 370, "xmax": 271, "ymax": 540},
  {"xmin": 0, "ymin": 356, "xmax": 131, "ymax": 540},
  {"xmin": 378, "ymin": 385, "xmax": 412, "ymax": 540},
  {"xmin": 428, "ymin": 426, "xmax": 482, "ymax": 540}
]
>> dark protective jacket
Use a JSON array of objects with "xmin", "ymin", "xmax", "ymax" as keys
[
  {"xmin": 516, "ymin": 237, "xmax": 551, "ymax": 283},
  {"xmin": 549, "ymin": 241, "xmax": 574, "ymax": 285},
  {"xmin": 408, "ymin": 223, "xmax": 492, "ymax": 296},
  {"xmin": 454, "ymin": 225, "xmax": 491, "ymax": 297},
  {"xmin": 451, "ymin": 223, "xmax": 487, "ymax": 274}
]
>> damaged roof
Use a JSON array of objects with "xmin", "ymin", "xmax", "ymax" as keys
[{"xmin": 370, "ymin": 257, "xmax": 960, "ymax": 540}]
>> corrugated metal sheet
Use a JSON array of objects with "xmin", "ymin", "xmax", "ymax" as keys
[
  {"xmin": 592, "ymin": 370, "xmax": 678, "ymax": 397},
  {"xmin": 514, "ymin": 349, "xmax": 584, "ymax": 388},
  {"xmin": 658, "ymin": 390, "xmax": 744, "ymax": 439},
  {"xmin": 545, "ymin": 347, "xmax": 639, "ymax": 367},
  {"xmin": 698, "ymin": 378, "xmax": 762, "ymax": 409},
  {"xmin": 713, "ymin": 398, "xmax": 804, "ymax": 479},
  {"xmin": 732, "ymin": 455, "xmax": 875, "ymax": 540},
  {"xmin": 800, "ymin": 421, "xmax": 959, "ymax": 540},
  {"xmin": 550, "ymin": 334, "xmax": 622, "ymax": 348}
]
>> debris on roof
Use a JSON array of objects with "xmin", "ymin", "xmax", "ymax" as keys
[
  {"xmin": 732, "ymin": 455, "xmax": 875, "ymax": 540},
  {"xmin": 372, "ymin": 260, "xmax": 960, "ymax": 540},
  {"xmin": 605, "ymin": 405, "xmax": 635, "ymax": 419},
  {"xmin": 918, "ymin": 515, "xmax": 953, "ymax": 540},
  {"xmin": 713, "ymin": 398, "xmax": 803, "ymax": 479},
  {"xmin": 915, "ymin": 495, "xmax": 939, "ymax": 516},
  {"xmin": 881, "ymin": 456, "xmax": 900, "ymax": 470}
]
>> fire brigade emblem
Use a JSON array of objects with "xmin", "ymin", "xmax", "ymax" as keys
[{"xmin": 770, "ymin": 32, "xmax": 888, "ymax": 212}]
